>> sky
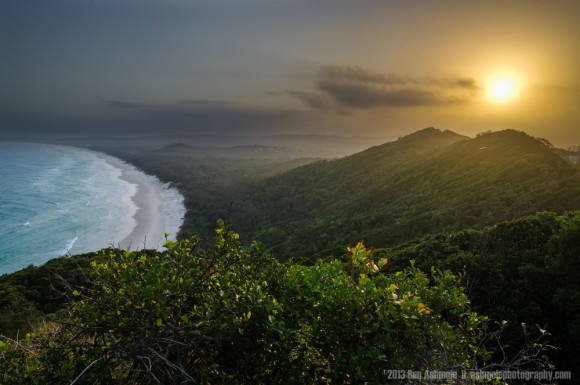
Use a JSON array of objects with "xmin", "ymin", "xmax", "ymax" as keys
[{"xmin": 2, "ymin": 0, "xmax": 580, "ymax": 146}]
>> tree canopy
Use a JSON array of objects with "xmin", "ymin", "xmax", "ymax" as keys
[{"xmin": 1, "ymin": 222, "xmax": 551, "ymax": 384}]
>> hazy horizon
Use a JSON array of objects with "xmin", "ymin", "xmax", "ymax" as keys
[{"xmin": 2, "ymin": 0, "xmax": 579, "ymax": 147}]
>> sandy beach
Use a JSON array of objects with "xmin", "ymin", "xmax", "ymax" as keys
[{"xmin": 97, "ymin": 153, "xmax": 185, "ymax": 251}]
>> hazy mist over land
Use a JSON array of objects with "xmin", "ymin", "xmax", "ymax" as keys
[{"xmin": 2, "ymin": 0, "xmax": 580, "ymax": 148}]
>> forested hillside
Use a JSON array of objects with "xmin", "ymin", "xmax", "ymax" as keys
[
  {"xmin": 235, "ymin": 129, "xmax": 580, "ymax": 258},
  {"xmin": 100, "ymin": 128, "xmax": 580, "ymax": 260},
  {"xmin": 378, "ymin": 211, "xmax": 580, "ymax": 379},
  {"xmin": 0, "ymin": 219, "xmax": 563, "ymax": 384}
]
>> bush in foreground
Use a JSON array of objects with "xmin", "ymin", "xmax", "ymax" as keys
[{"xmin": 0, "ymin": 222, "xmax": 550, "ymax": 384}]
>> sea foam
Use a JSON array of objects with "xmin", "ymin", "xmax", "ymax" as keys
[{"xmin": 0, "ymin": 142, "xmax": 185, "ymax": 276}]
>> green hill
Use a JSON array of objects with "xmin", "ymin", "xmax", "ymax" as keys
[
  {"xmin": 235, "ymin": 128, "xmax": 580, "ymax": 259},
  {"xmin": 379, "ymin": 211, "xmax": 580, "ymax": 377}
]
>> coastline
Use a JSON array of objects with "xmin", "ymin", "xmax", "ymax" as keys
[
  {"xmin": 0, "ymin": 143, "xmax": 186, "ymax": 276},
  {"xmin": 96, "ymin": 152, "xmax": 185, "ymax": 251}
]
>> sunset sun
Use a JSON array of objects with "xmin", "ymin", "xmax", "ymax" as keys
[{"xmin": 486, "ymin": 73, "xmax": 521, "ymax": 103}]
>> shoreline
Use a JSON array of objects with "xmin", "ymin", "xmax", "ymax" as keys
[
  {"xmin": 0, "ymin": 143, "xmax": 186, "ymax": 277},
  {"xmin": 96, "ymin": 152, "xmax": 185, "ymax": 251}
]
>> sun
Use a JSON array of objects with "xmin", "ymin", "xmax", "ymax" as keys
[{"xmin": 486, "ymin": 73, "xmax": 521, "ymax": 103}]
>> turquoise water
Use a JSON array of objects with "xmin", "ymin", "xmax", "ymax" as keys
[{"xmin": 0, "ymin": 142, "xmax": 156, "ymax": 275}]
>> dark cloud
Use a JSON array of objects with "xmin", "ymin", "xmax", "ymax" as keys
[
  {"xmin": 285, "ymin": 90, "xmax": 334, "ymax": 110},
  {"xmin": 452, "ymin": 78, "xmax": 479, "ymax": 91},
  {"xmin": 319, "ymin": 65, "xmax": 393, "ymax": 85},
  {"xmin": 101, "ymin": 99, "xmax": 238, "ymax": 115},
  {"xmin": 0, "ymin": 100, "xmax": 319, "ymax": 138},
  {"xmin": 315, "ymin": 80, "xmax": 444, "ymax": 108},
  {"xmin": 175, "ymin": 99, "xmax": 236, "ymax": 107},
  {"xmin": 289, "ymin": 65, "xmax": 480, "ymax": 112},
  {"xmin": 129, "ymin": 102, "xmax": 313, "ymax": 135},
  {"xmin": 99, "ymin": 100, "xmax": 151, "ymax": 110}
]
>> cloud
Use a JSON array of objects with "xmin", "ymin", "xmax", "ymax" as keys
[
  {"xmin": 96, "ymin": 99, "xmax": 317, "ymax": 135},
  {"xmin": 289, "ymin": 65, "xmax": 480, "ymax": 112},
  {"xmin": 319, "ymin": 65, "xmax": 394, "ymax": 85},
  {"xmin": 175, "ymin": 99, "xmax": 237, "ymax": 107},
  {"xmin": 0, "ymin": 98, "xmax": 321, "ymax": 138},
  {"xmin": 315, "ymin": 80, "xmax": 443, "ymax": 108},
  {"xmin": 285, "ymin": 90, "xmax": 334, "ymax": 110},
  {"xmin": 101, "ymin": 99, "xmax": 234, "ymax": 112},
  {"xmin": 450, "ymin": 78, "xmax": 479, "ymax": 91},
  {"xmin": 100, "ymin": 100, "xmax": 150, "ymax": 109}
]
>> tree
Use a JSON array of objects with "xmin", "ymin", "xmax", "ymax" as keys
[{"xmin": 0, "ymin": 223, "xmax": 554, "ymax": 384}]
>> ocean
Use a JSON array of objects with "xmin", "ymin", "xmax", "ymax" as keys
[{"xmin": 0, "ymin": 142, "xmax": 184, "ymax": 276}]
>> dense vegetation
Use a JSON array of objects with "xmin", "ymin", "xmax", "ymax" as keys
[
  {"xmin": 237, "ymin": 129, "xmax": 580, "ymax": 258},
  {"xmin": 380, "ymin": 211, "xmax": 580, "ymax": 379},
  {"xmin": 0, "ymin": 253, "xmax": 95, "ymax": 337},
  {"xmin": 0, "ymin": 223, "xmax": 552, "ymax": 384},
  {"xmin": 1, "ymin": 128, "xmax": 579, "ymax": 382},
  {"xmin": 105, "ymin": 129, "xmax": 580, "ymax": 260}
]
